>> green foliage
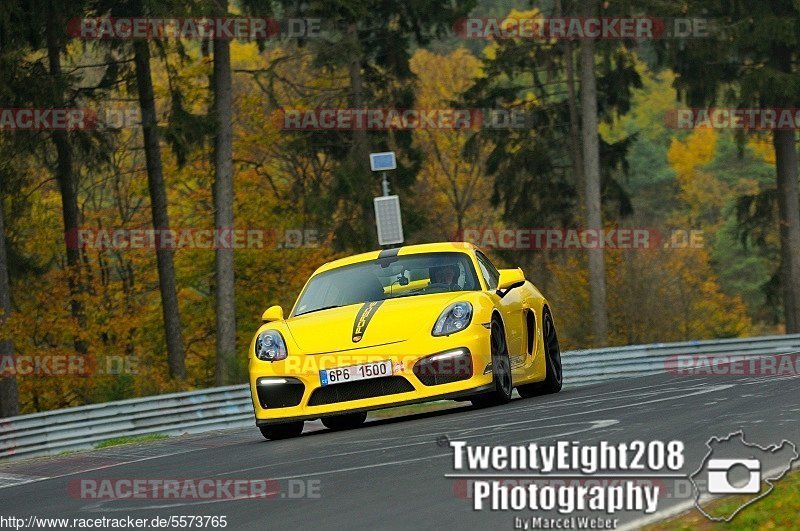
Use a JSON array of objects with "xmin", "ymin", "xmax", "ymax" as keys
[{"xmin": 462, "ymin": 5, "xmax": 641, "ymax": 233}]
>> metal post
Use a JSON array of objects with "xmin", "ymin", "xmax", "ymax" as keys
[{"xmin": 381, "ymin": 171, "xmax": 390, "ymax": 196}]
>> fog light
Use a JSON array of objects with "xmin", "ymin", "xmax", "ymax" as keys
[
  {"xmin": 414, "ymin": 348, "xmax": 473, "ymax": 386},
  {"xmin": 258, "ymin": 377, "xmax": 289, "ymax": 385}
]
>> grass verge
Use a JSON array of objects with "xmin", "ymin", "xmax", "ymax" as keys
[
  {"xmin": 95, "ymin": 434, "xmax": 170, "ymax": 449},
  {"xmin": 645, "ymin": 468, "xmax": 799, "ymax": 530}
]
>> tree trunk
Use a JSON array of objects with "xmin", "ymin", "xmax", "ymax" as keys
[
  {"xmin": 579, "ymin": 1, "xmax": 608, "ymax": 346},
  {"xmin": 347, "ymin": 22, "xmax": 377, "ymax": 247},
  {"xmin": 773, "ymin": 129, "xmax": 800, "ymax": 333},
  {"xmin": 46, "ymin": 15, "xmax": 87, "ymax": 355},
  {"xmin": 348, "ymin": 23, "xmax": 368, "ymax": 172},
  {"xmin": 132, "ymin": 39, "xmax": 187, "ymax": 379},
  {"xmin": 558, "ymin": 0, "xmax": 585, "ymax": 218},
  {"xmin": 213, "ymin": 0, "xmax": 237, "ymax": 385},
  {"xmin": 565, "ymin": 44, "xmax": 584, "ymax": 215},
  {"xmin": 0, "ymin": 198, "xmax": 19, "ymax": 418}
]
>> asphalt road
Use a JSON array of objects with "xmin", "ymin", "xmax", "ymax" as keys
[{"xmin": 1, "ymin": 360, "xmax": 798, "ymax": 530}]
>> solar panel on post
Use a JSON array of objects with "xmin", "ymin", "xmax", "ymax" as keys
[{"xmin": 374, "ymin": 195, "xmax": 404, "ymax": 246}]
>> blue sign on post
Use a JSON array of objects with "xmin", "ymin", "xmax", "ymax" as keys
[{"xmin": 369, "ymin": 152, "xmax": 397, "ymax": 172}]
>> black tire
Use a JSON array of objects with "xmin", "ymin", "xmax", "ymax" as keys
[
  {"xmin": 259, "ymin": 421, "xmax": 304, "ymax": 440},
  {"xmin": 321, "ymin": 412, "xmax": 368, "ymax": 431},
  {"xmin": 471, "ymin": 316, "xmax": 513, "ymax": 407},
  {"xmin": 518, "ymin": 307, "xmax": 563, "ymax": 398}
]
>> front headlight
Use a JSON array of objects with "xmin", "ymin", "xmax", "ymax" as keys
[
  {"xmin": 255, "ymin": 330, "xmax": 288, "ymax": 361},
  {"xmin": 432, "ymin": 302, "xmax": 473, "ymax": 336}
]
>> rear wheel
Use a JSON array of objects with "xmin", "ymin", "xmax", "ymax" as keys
[
  {"xmin": 518, "ymin": 308, "xmax": 562, "ymax": 397},
  {"xmin": 321, "ymin": 412, "xmax": 368, "ymax": 431},
  {"xmin": 259, "ymin": 421, "xmax": 304, "ymax": 440},
  {"xmin": 471, "ymin": 317, "xmax": 513, "ymax": 407}
]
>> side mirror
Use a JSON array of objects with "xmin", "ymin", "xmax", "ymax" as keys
[
  {"xmin": 261, "ymin": 305, "xmax": 284, "ymax": 323},
  {"xmin": 496, "ymin": 268, "xmax": 526, "ymax": 297}
]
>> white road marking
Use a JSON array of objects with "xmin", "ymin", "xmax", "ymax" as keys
[
  {"xmin": 355, "ymin": 384, "xmax": 735, "ymax": 444},
  {"xmin": 0, "ymin": 447, "xmax": 211, "ymax": 490},
  {"xmin": 0, "ymin": 473, "xmax": 45, "ymax": 488},
  {"xmin": 82, "ymin": 419, "xmax": 617, "ymax": 512},
  {"xmin": 215, "ymin": 419, "xmax": 620, "ymax": 477}
]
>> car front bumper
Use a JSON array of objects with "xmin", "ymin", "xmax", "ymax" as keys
[{"xmin": 249, "ymin": 326, "xmax": 494, "ymax": 425}]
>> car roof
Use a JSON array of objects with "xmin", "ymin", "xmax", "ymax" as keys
[{"xmin": 313, "ymin": 242, "xmax": 478, "ymax": 275}]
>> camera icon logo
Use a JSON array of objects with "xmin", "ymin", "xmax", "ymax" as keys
[
  {"xmin": 706, "ymin": 458, "xmax": 761, "ymax": 494},
  {"xmin": 690, "ymin": 430, "xmax": 799, "ymax": 522}
]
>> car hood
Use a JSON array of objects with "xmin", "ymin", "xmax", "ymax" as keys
[{"xmin": 285, "ymin": 292, "xmax": 469, "ymax": 353}]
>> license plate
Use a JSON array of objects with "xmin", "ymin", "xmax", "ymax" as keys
[{"xmin": 320, "ymin": 360, "xmax": 393, "ymax": 386}]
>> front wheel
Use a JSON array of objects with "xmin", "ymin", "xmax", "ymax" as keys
[
  {"xmin": 518, "ymin": 307, "xmax": 563, "ymax": 398},
  {"xmin": 321, "ymin": 412, "xmax": 367, "ymax": 431},
  {"xmin": 471, "ymin": 317, "xmax": 513, "ymax": 407},
  {"xmin": 259, "ymin": 421, "xmax": 304, "ymax": 440}
]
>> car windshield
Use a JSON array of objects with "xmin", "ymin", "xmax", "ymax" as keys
[{"xmin": 292, "ymin": 252, "xmax": 481, "ymax": 316}]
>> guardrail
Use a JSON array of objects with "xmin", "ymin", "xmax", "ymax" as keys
[{"xmin": 2, "ymin": 333, "xmax": 799, "ymax": 461}]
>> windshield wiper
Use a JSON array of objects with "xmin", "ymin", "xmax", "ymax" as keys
[
  {"xmin": 386, "ymin": 289, "xmax": 426, "ymax": 299},
  {"xmin": 294, "ymin": 304, "xmax": 343, "ymax": 316}
]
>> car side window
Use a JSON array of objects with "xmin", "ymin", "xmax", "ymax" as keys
[{"xmin": 476, "ymin": 251, "xmax": 500, "ymax": 290}]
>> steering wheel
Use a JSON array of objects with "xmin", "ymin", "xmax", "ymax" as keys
[{"xmin": 425, "ymin": 282, "xmax": 452, "ymax": 293}]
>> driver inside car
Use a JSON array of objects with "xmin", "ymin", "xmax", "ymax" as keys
[{"xmin": 429, "ymin": 264, "xmax": 461, "ymax": 290}]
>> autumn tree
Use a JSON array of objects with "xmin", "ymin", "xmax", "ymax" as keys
[
  {"xmin": 409, "ymin": 48, "xmax": 498, "ymax": 238},
  {"xmin": 664, "ymin": 0, "xmax": 800, "ymax": 333},
  {"xmin": 0, "ymin": 0, "xmax": 97, "ymax": 354},
  {"xmin": 83, "ymin": 0, "xmax": 189, "ymax": 378},
  {"xmin": 550, "ymin": 249, "xmax": 751, "ymax": 349},
  {"xmin": 463, "ymin": 5, "xmax": 640, "ymax": 325},
  {"xmin": 0, "ymin": 180, "xmax": 19, "ymax": 417},
  {"xmin": 274, "ymin": 0, "xmax": 476, "ymax": 250}
]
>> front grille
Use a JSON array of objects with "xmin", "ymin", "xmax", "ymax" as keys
[
  {"xmin": 256, "ymin": 378, "xmax": 305, "ymax": 409},
  {"xmin": 414, "ymin": 350, "xmax": 473, "ymax": 386},
  {"xmin": 308, "ymin": 376, "xmax": 415, "ymax": 406}
]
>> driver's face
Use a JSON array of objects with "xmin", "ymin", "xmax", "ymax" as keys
[{"xmin": 438, "ymin": 268, "xmax": 455, "ymax": 284}]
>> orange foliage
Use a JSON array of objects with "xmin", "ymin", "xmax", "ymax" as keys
[{"xmin": 548, "ymin": 248, "xmax": 750, "ymax": 349}]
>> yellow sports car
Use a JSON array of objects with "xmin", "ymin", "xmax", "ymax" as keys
[{"xmin": 248, "ymin": 242, "xmax": 562, "ymax": 439}]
